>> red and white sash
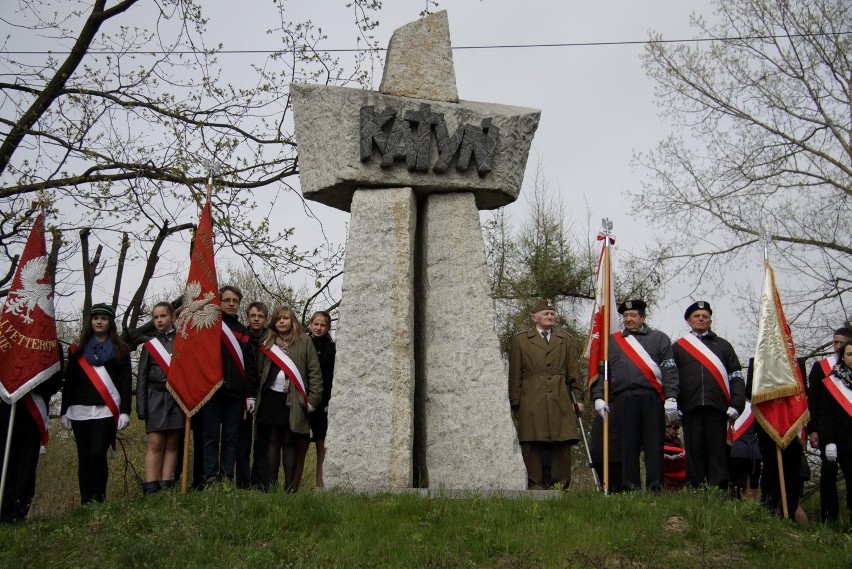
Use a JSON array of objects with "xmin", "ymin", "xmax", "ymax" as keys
[
  {"xmin": 818, "ymin": 355, "xmax": 837, "ymax": 379},
  {"xmin": 221, "ymin": 323, "xmax": 246, "ymax": 381},
  {"xmin": 612, "ymin": 332, "xmax": 664, "ymax": 399},
  {"xmin": 260, "ymin": 344, "xmax": 308, "ymax": 404},
  {"xmin": 143, "ymin": 337, "xmax": 171, "ymax": 373},
  {"xmin": 71, "ymin": 346, "xmax": 120, "ymax": 427},
  {"xmin": 21, "ymin": 392, "xmax": 49, "ymax": 445},
  {"xmin": 823, "ymin": 373, "xmax": 852, "ymax": 417},
  {"xmin": 675, "ymin": 334, "xmax": 731, "ymax": 400}
]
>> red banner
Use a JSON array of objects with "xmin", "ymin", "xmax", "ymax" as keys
[
  {"xmin": 167, "ymin": 199, "xmax": 223, "ymax": 416},
  {"xmin": 0, "ymin": 212, "xmax": 60, "ymax": 404},
  {"xmin": 584, "ymin": 242, "xmax": 617, "ymax": 386}
]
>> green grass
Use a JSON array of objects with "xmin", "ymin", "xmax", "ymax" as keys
[{"xmin": 3, "ymin": 420, "xmax": 850, "ymax": 568}]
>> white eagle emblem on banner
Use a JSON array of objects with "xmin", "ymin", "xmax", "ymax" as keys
[
  {"xmin": 176, "ymin": 281, "xmax": 220, "ymax": 339},
  {"xmin": 4, "ymin": 255, "xmax": 55, "ymax": 324}
]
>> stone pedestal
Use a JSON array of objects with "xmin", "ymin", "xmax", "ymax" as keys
[
  {"xmin": 324, "ymin": 188, "xmax": 417, "ymax": 489},
  {"xmin": 416, "ymin": 192, "xmax": 527, "ymax": 490}
]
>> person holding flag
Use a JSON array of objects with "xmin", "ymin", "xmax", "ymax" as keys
[
  {"xmin": 592, "ymin": 299, "xmax": 680, "ymax": 492},
  {"xmin": 201, "ymin": 285, "xmax": 258, "ymax": 486},
  {"xmin": 136, "ymin": 302, "xmax": 183, "ymax": 495},
  {"xmin": 253, "ymin": 305, "xmax": 322, "ymax": 491},
  {"xmin": 60, "ymin": 303, "xmax": 132, "ymax": 505},
  {"xmin": 748, "ymin": 254, "xmax": 810, "ymax": 519},
  {"xmin": 672, "ymin": 301, "xmax": 745, "ymax": 491},
  {"xmin": 806, "ymin": 326, "xmax": 852, "ymax": 522},
  {"xmin": 0, "ymin": 209, "xmax": 63, "ymax": 522}
]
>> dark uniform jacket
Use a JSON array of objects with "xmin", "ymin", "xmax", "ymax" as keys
[
  {"xmin": 136, "ymin": 328, "xmax": 175, "ymax": 419},
  {"xmin": 509, "ymin": 327, "xmax": 582, "ymax": 443},
  {"xmin": 672, "ymin": 330, "xmax": 745, "ymax": 414},
  {"xmin": 221, "ymin": 313, "xmax": 258, "ymax": 399},
  {"xmin": 806, "ymin": 356, "xmax": 835, "ymax": 440},
  {"xmin": 591, "ymin": 325, "xmax": 679, "ymax": 401},
  {"xmin": 312, "ymin": 334, "xmax": 336, "ymax": 412},
  {"xmin": 818, "ymin": 365, "xmax": 852, "ymax": 456}
]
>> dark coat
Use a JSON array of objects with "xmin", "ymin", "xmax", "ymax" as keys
[
  {"xmin": 509, "ymin": 328, "xmax": 582, "ymax": 443},
  {"xmin": 818, "ymin": 365, "xmax": 852, "ymax": 456},
  {"xmin": 591, "ymin": 325, "xmax": 679, "ymax": 401},
  {"xmin": 673, "ymin": 330, "xmax": 745, "ymax": 414},
  {"xmin": 221, "ymin": 313, "xmax": 258, "ymax": 398},
  {"xmin": 61, "ymin": 345, "xmax": 132, "ymax": 415},
  {"xmin": 136, "ymin": 328, "xmax": 175, "ymax": 419}
]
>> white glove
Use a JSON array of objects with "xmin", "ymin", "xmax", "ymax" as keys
[
  {"xmin": 307, "ymin": 402, "xmax": 315, "ymax": 413},
  {"xmin": 726, "ymin": 406, "xmax": 739, "ymax": 420},
  {"xmin": 664, "ymin": 398, "xmax": 680, "ymax": 423},
  {"xmin": 594, "ymin": 399, "xmax": 609, "ymax": 419},
  {"xmin": 246, "ymin": 398, "xmax": 256, "ymax": 414},
  {"xmin": 825, "ymin": 443, "xmax": 838, "ymax": 462},
  {"xmin": 117, "ymin": 413, "xmax": 130, "ymax": 430},
  {"xmin": 60, "ymin": 415, "xmax": 72, "ymax": 430}
]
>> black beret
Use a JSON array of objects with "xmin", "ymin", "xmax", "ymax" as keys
[
  {"xmin": 617, "ymin": 299, "xmax": 647, "ymax": 315},
  {"xmin": 684, "ymin": 301, "xmax": 712, "ymax": 319}
]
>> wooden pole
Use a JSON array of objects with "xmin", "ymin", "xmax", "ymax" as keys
[
  {"xmin": 776, "ymin": 444, "xmax": 789, "ymax": 518},
  {"xmin": 600, "ymin": 220, "xmax": 613, "ymax": 495},
  {"xmin": 181, "ymin": 415, "xmax": 191, "ymax": 494}
]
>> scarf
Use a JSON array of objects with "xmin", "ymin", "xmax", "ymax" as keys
[
  {"xmin": 834, "ymin": 363, "xmax": 852, "ymax": 390},
  {"xmin": 84, "ymin": 335, "xmax": 114, "ymax": 366}
]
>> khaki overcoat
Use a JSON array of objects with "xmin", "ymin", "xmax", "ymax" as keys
[{"xmin": 509, "ymin": 328, "xmax": 583, "ymax": 443}]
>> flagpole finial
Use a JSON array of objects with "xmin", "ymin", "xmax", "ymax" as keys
[
  {"xmin": 204, "ymin": 160, "xmax": 221, "ymax": 200},
  {"xmin": 601, "ymin": 218, "xmax": 614, "ymax": 236},
  {"xmin": 760, "ymin": 232, "xmax": 772, "ymax": 263}
]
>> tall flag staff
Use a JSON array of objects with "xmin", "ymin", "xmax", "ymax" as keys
[
  {"xmin": 0, "ymin": 203, "xmax": 60, "ymax": 513},
  {"xmin": 750, "ymin": 233, "xmax": 809, "ymax": 518},
  {"xmin": 167, "ymin": 163, "xmax": 224, "ymax": 494},
  {"xmin": 585, "ymin": 218, "xmax": 615, "ymax": 493}
]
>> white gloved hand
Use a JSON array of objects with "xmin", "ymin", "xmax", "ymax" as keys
[
  {"xmin": 60, "ymin": 415, "xmax": 72, "ymax": 430},
  {"xmin": 664, "ymin": 398, "xmax": 680, "ymax": 423},
  {"xmin": 825, "ymin": 443, "xmax": 838, "ymax": 462},
  {"xmin": 245, "ymin": 398, "xmax": 256, "ymax": 414},
  {"xmin": 726, "ymin": 406, "xmax": 739, "ymax": 420},
  {"xmin": 307, "ymin": 402, "xmax": 315, "ymax": 413},
  {"xmin": 594, "ymin": 399, "xmax": 609, "ymax": 419},
  {"xmin": 117, "ymin": 413, "xmax": 130, "ymax": 430}
]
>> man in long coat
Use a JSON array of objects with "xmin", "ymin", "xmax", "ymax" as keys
[{"xmin": 509, "ymin": 299, "xmax": 583, "ymax": 489}]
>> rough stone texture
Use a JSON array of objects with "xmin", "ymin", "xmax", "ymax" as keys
[
  {"xmin": 290, "ymin": 83, "xmax": 540, "ymax": 212},
  {"xmin": 380, "ymin": 10, "xmax": 458, "ymax": 103},
  {"xmin": 415, "ymin": 192, "xmax": 527, "ymax": 490},
  {"xmin": 324, "ymin": 188, "xmax": 417, "ymax": 490}
]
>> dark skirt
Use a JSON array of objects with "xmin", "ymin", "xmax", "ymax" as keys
[
  {"xmin": 145, "ymin": 387, "xmax": 184, "ymax": 433},
  {"xmin": 257, "ymin": 390, "xmax": 290, "ymax": 427}
]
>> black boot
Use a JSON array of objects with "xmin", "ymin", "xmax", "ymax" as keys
[
  {"xmin": 159, "ymin": 480, "xmax": 175, "ymax": 491},
  {"xmin": 141, "ymin": 481, "xmax": 160, "ymax": 496}
]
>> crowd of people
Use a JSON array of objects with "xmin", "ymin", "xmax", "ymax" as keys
[
  {"xmin": 0, "ymin": 286, "xmax": 336, "ymax": 521},
  {"xmin": 1, "ymin": 289, "xmax": 850, "ymax": 527},
  {"xmin": 510, "ymin": 297, "xmax": 852, "ymax": 524}
]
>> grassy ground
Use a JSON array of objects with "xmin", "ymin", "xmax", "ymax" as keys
[{"xmin": 4, "ymin": 419, "xmax": 849, "ymax": 568}]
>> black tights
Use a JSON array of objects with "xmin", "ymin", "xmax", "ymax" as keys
[
  {"xmin": 264, "ymin": 424, "xmax": 297, "ymax": 491},
  {"xmin": 71, "ymin": 417, "xmax": 115, "ymax": 504}
]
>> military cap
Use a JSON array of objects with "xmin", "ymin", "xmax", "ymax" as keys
[
  {"xmin": 90, "ymin": 303, "xmax": 116, "ymax": 318},
  {"xmin": 684, "ymin": 300, "xmax": 712, "ymax": 319},
  {"xmin": 617, "ymin": 299, "xmax": 647, "ymax": 315},
  {"xmin": 529, "ymin": 299, "xmax": 555, "ymax": 314}
]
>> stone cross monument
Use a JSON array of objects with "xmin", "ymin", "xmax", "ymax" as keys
[{"xmin": 291, "ymin": 11, "xmax": 539, "ymax": 491}]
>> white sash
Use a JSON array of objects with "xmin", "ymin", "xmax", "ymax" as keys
[
  {"xmin": 613, "ymin": 333, "xmax": 664, "ymax": 398},
  {"xmin": 823, "ymin": 374, "xmax": 852, "ymax": 417},
  {"xmin": 75, "ymin": 350, "xmax": 121, "ymax": 423},
  {"xmin": 264, "ymin": 344, "xmax": 307, "ymax": 402},
  {"xmin": 22, "ymin": 392, "xmax": 49, "ymax": 445}
]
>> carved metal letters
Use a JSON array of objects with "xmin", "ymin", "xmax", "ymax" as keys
[{"xmin": 360, "ymin": 103, "xmax": 498, "ymax": 176}]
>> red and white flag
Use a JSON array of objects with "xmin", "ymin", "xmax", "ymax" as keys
[
  {"xmin": 167, "ymin": 199, "xmax": 223, "ymax": 416},
  {"xmin": 0, "ymin": 212, "xmax": 60, "ymax": 404},
  {"xmin": 751, "ymin": 261, "xmax": 809, "ymax": 448},
  {"xmin": 584, "ymin": 237, "xmax": 617, "ymax": 386}
]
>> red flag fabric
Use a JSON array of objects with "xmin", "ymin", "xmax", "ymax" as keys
[
  {"xmin": 751, "ymin": 261, "xmax": 809, "ymax": 448},
  {"xmin": 584, "ymin": 242, "xmax": 617, "ymax": 385},
  {"xmin": 167, "ymin": 199, "xmax": 223, "ymax": 416},
  {"xmin": 0, "ymin": 212, "xmax": 60, "ymax": 404}
]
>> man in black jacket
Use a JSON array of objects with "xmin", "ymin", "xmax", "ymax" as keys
[{"xmin": 672, "ymin": 301, "xmax": 745, "ymax": 490}]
